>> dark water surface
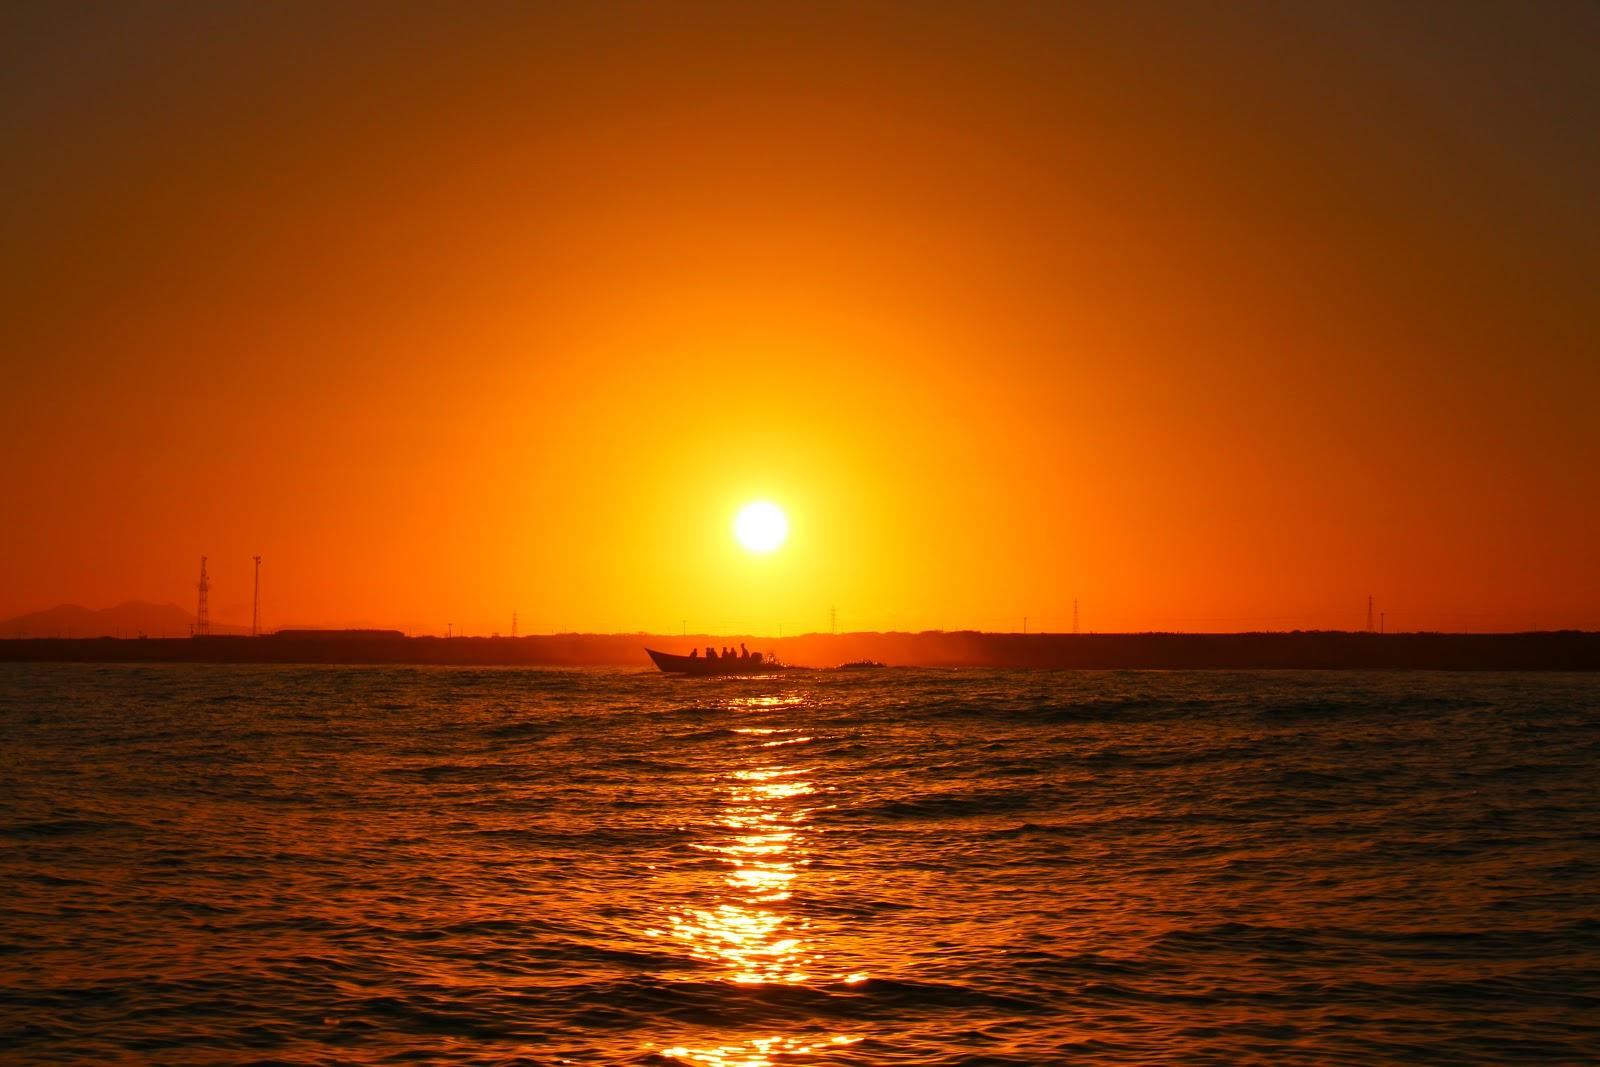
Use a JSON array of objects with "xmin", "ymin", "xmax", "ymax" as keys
[{"xmin": 2, "ymin": 666, "xmax": 1597, "ymax": 1065}]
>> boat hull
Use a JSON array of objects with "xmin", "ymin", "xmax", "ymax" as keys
[{"xmin": 646, "ymin": 647, "xmax": 787, "ymax": 675}]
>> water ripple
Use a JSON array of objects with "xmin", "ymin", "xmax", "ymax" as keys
[{"xmin": 0, "ymin": 665, "xmax": 1597, "ymax": 1063}]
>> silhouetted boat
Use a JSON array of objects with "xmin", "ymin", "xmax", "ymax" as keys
[{"xmin": 646, "ymin": 648, "xmax": 788, "ymax": 676}]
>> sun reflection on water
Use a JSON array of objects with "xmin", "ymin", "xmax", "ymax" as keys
[
  {"xmin": 671, "ymin": 762, "xmax": 818, "ymax": 982},
  {"xmin": 649, "ymin": 701, "xmax": 867, "ymax": 1063},
  {"xmin": 656, "ymin": 1034, "xmax": 864, "ymax": 1067}
]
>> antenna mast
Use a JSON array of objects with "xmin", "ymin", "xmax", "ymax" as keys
[
  {"xmin": 251, "ymin": 555, "xmax": 261, "ymax": 636},
  {"xmin": 196, "ymin": 556, "xmax": 211, "ymax": 636}
]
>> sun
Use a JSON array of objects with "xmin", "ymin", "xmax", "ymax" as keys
[{"xmin": 734, "ymin": 501, "xmax": 789, "ymax": 554}]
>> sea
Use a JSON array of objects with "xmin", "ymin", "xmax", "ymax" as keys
[{"xmin": 1, "ymin": 665, "xmax": 1597, "ymax": 1065}]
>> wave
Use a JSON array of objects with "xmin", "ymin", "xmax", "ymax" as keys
[{"xmin": 4, "ymin": 665, "xmax": 1597, "ymax": 1065}]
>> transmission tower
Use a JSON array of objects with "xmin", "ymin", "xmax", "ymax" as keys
[
  {"xmin": 251, "ymin": 556, "xmax": 262, "ymax": 636},
  {"xmin": 195, "ymin": 556, "xmax": 211, "ymax": 636},
  {"xmin": 511, "ymin": 609, "xmax": 518, "ymax": 638},
  {"xmin": 1366, "ymin": 595, "xmax": 1375, "ymax": 633}
]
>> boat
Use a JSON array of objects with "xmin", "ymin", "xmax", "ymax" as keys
[{"xmin": 646, "ymin": 647, "xmax": 789, "ymax": 676}]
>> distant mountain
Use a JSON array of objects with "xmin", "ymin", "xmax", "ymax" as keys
[{"xmin": 0, "ymin": 601, "xmax": 245, "ymax": 638}]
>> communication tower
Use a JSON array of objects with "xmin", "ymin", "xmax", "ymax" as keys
[
  {"xmin": 195, "ymin": 556, "xmax": 211, "ymax": 636},
  {"xmin": 251, "ymin": 555, "xmax": 262, "ymax": 636}
]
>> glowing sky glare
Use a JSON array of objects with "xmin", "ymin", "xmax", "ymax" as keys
[
  {"xmin": 3, "ymin": 6, "xmax": 1597, "ymax": 635},
  {"xmin": 734, "ymin": 502, "xmax": 789, "ymax": 554}
]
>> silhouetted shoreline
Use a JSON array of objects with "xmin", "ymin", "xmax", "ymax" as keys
[{"xmin": 2, "ymin": 631, "xmax": 1597, "ymax": 670}]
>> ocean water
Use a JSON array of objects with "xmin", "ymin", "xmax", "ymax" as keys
[{"xmin": 1, "ymin": 665, "xmax": 1597, "ymax": 1065}]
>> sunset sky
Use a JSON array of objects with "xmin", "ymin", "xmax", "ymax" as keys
[{"xmin": 3, "ymin": 3, "xmax": 1597, "ymax": 635}]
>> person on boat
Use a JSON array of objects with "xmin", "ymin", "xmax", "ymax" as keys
[
  {"xmin": 739, "ymin": 642, "xmax": 749, "ymax": 659},
  {"xmin": 706, "ymin": 646, "xmax": 717, "ymax": 659},
  {"xmin": 689, "ymin": 648, "xmax": 698, "ymax": 658}
]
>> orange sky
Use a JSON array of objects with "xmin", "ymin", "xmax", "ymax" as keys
[{"xmin": 3, "ymin": 4, "xmax": 1597, "ymax": 635}]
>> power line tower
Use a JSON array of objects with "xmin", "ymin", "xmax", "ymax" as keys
[
  {"xmin": 1366, "ymin": 594, "xmax": 1375, "ymax": 633},
  {"xmin": 511, "ymin": 609, "xmax": 518, "ymax": 638},
  {"xmin": 251, "ymin": 555, "xmax": 261, "ymax": 636},
  {"xmin": 195, "ymin": 556, "xmax": 211, "ymax": 636}
]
